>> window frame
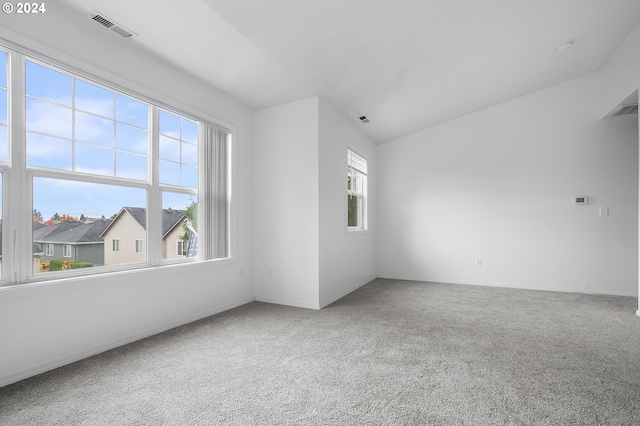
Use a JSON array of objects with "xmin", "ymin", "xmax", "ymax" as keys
[
  {"xmin": 111, "ymin": 239, "xmax": 120, "ymax": 252},
  {"xmin": 62, "ymin": 244, "xmax": 72, "ymax": 258},
  {"xmin": 347, "ymin": 148, "xmax": 368, "ymax": 232},
  {"xmin": 44, "ymin": 243, "xmax": 54, "ymax": 256},
  {"xmin": 134, "ymin": 239, "xmax": 143, "ymax": 254},
  {"xmin": 0, "ymin": 42, "xmax": 232, "ymax": 286}
]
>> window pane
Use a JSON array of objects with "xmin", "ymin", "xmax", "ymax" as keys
[
  {"xmin": 348, "ymin": 195, "xmax": 360, "ymax": 227},
  {"xmin": 26, "ymin": 61, "xmax": 72, "ymax": 106},
  {"xmin": 116, "ymin": 151, "xmax": 147, "ymax": 181},
  {"xmin": 162, "ymin": 192, "xmax": 197, "ymax": 260},
  {"xmin": 0, "ymin": 125, "xmax": 6, "ymax": 164},
  {"xmin": 75, "ymin": 111, "xmax": 114, "ymax": 147},
  {"xmin": 182, "ymin": 119, "xmax": 198, "ymax": 144},
  {"xmin": 160, "ymin": 160, "xmax": 180, "ymax": 186},
  {"xmin": 159, "ymin": 135, "xmax": 180, "ymax": 162},
  {"xmin": 0, "ymin": 51, "xmax": 6, "ymax": 88},
  {"xmin": 26, "ymin": 133, "xmax": 72, "ymax": 170},
  {"xmin": 159, "ymin": 110, "xmax": 180, "ymax": 137},
  {"xmin": 159, "ymin": 110, "xmax": 198, "ymax": 189},
  {"xmin": 182, "ymin": 142, "xmax": 197, "ymax": 166},
  {"xmin": 0, "ymin": 90, "xmax": 6, "ymax": 125},
  {"xmin": 26, "ymin": 98, "xmax": 72, "ymax": 139},
  {"xmin": 116, "ymin": 94, "xmax": 148, "ymax": 129},
  {"xmin": 33, "ymin": 177, "xmax": 147, "ymax": 274},
  {"xmin": 75, "ymin": 143, "xmax": 113, "ymax": 176},
  {"xmin": 75, "ymin": 80, "xmax": 114, "ymax": 118},
  {"xmin": 116, "ymin": 123, "xmax": 148, "ymax": 155},
  {"xmin": 182, "ymin": 166, "xmax": 198, "ymax": 189}
]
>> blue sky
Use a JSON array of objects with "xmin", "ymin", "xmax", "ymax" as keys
[{"xmin": 0, "ymin": 58, "xmax": 200, "ymax": 222}]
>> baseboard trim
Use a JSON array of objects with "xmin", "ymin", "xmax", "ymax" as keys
[
  {"xmin": 254, "ymin": 296, "xmax": 321, "ymax": 310},
  {"xmin": 376, "ymin": 275, "xmax": 638, "ymax": 298},
  {"xmin": 320, "ymin": 276, "xmax": 376, "ymax": 309},
  {"xmin": 0, "ymin": 297, "xmax": 254, "ymax": 388},
  {"xmin": 636, "ymin": 310, "xmax": 640, "ymax": 318}
]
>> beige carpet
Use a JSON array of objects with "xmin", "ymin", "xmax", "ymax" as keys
[{"xmin": 1, "ymin": 278, "xmax": 639, "ymax": 425}]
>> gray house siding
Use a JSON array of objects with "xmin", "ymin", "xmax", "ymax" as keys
[{"xmin": 40, "ymin": 242, "xmax": 104, "ymax": 266}]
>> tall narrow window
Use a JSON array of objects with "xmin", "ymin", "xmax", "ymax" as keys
[{"xmin": 347, "ymin": 149, "xmax": 367, "ymax": 230}]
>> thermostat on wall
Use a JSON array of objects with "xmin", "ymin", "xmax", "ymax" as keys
[{"xmin": 574, "ymin": 196, "xmax": 588, "ymax": 205}]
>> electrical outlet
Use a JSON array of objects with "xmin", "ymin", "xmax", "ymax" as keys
[
  {"xmin": 475, "ymin": 258, "xmax": 483, "ymax": 266},
  {"xmin": 240, "ymin": 268, "xmax": 244, "ymax": 278}
]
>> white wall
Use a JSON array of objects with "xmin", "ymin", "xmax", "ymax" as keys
[
  {"xmin": 318, "ymin": 98, "xmax": 377, "ymax": 307},
  {"xmin": 378, "ymin": 71, "xmax": 639, "ymax": 296},
  {"xmin": 254, "ymin": 97, "xmax": 378, "ymax": 309},
  {"xmin": 0, "ymin": 6, "xmax": 255, "ymax": 386},
  {"xmin": 601, "ymin": 21, "xmax": 640, "ymax": 315},
  {"xmin": 602, "ymin": 21, "xmax": 640, "ymax": 117},
  {"xmin": 254, "ymin": 98, "xmax": 320, "ymax": 309}
]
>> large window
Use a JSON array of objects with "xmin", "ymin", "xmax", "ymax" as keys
[
  {"xmin": 347, "ymin": 149, "xmax": 367, "ymax": 230},
  {"xmin": 0, "ymin": 46, "xmax": 230, "ymax": 284}
]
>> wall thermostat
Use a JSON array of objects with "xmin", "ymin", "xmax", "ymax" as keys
[{"xmin": 574, "ymin": 196, "xmax": 588, "ymax": 205}]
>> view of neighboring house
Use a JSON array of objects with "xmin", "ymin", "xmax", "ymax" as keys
[
  {"xmin": 33, "ymin": 219, "xmax": 112, "ymax": 270},
  {"xmin": 100, "ymin": 207, "xmax": 187, "ymax": 266}
]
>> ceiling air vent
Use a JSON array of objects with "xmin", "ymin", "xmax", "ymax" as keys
[
  {"xmin": 605, "ymin": 103, "xmax": 638, "ymax": 118},
  {"xmin": 90, "ymin": 11, "xmax": 136, "ymax": 39}
]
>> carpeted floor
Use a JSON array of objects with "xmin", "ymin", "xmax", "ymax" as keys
[{"xmin": 1, "ymin": 278, "xmax": 639, "ymax": 425}]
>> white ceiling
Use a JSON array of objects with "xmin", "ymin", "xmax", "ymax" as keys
[{"xmin": 58, "ymin": 0, "xmax": 640, "ymax": 143}]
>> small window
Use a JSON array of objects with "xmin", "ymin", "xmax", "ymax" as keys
[
  {"xmin": 112, "ymin": 239, "xmax": 120, "ymax": 252},
  {"xmin": 45, "ymin": 244, "xmax": 54, "ymax": 256},
  {"xmin": 134, "ymin": 239, "xmax": 143, "ymax": 254},
  {"xmin": 177, "ymin": 240, "xmax": 187, "ymax": 257},
  {"xmin": 62, "ymin": 244, "xmax": 72, "ymax": 258},
  {"xmin": 347, "ymin": 149, "xmax": 367, "ymax": 230}
]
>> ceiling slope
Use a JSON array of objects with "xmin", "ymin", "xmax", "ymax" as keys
[{"xmin": 49, "ymin": 1, "xmax": 640, "ymax": 143}]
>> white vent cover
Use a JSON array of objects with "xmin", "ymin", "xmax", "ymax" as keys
[{"xmin": 90, "ymin": 11, "xmax": 136, "ymax": 39}]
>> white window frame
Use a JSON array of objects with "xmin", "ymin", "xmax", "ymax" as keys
[
  {"xmin": 45, "ymin": 244, "xmax": 54, "ymax": 256},
  {"xmin": 0, "ymin": 42, "xmax": 231, "ymax": 285},
  {"xmin": 347, "ymin": 148, "xmax": 368, "ymax": 231},
  {"xmin": 134, "ymin": 239, "xmax": 143, "ymax": 254},
  {"xmin": 111, "ymin": 239, "xmax": 120, "ymax": 252},
  {"xmin": 62, "ymin": 244, "xmax": 72, "ymax": 258}
]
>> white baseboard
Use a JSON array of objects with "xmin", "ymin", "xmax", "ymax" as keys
[
  {"xmin": 0, "ymin": 297, "xmax": 254, "ymax": 388},
  {"xmin": 376, "ymin": 275, "xmax": 638, "ymax": 298},
  {"xmin": 320, "ymin": 276, "xmax": 376, "ymax": 309},
  {"xmin": 254, "ymin": 296, "xmax": 321, "ymax": 310}
]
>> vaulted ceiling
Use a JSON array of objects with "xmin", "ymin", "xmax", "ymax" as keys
[{"xmin": 56, "ymin": 0, "xmax": 640, "ymax": 143}]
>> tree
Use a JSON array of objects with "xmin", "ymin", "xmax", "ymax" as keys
[
  {"xmin": 52, "ymin": 212, "xmax": 60, "ymax": 221},
  {"xmin": 181, "ymin": 201, "xmax": 198, "ymax": 241},
  {"xmin": 33, "ymin": 209, "xmax": 43, "ymax": 222}
]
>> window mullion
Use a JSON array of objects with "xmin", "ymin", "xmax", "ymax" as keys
[
  {"xmin": 8, "ymin": 52, "xmax": 30, "ymax": 282},
  {"xmin": 147, "ymin": 106, "xmax": 162, "ymax": 266}
]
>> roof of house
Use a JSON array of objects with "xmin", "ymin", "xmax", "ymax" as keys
[
  {"xmin": 33, "ymin": 219, "xmax": 112, "ymax": 244},
  {"xmin": 100, "ymin": 207, "xmax": 185, "ymax": 239}
]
